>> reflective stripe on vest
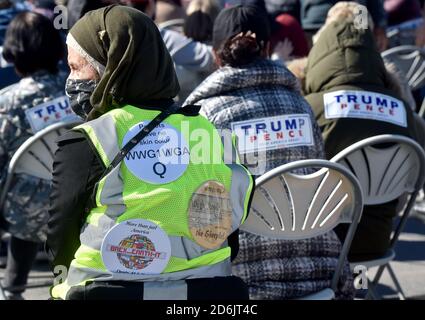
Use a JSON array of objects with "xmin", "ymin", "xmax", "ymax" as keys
[{"xmin": 51, "ymin": 106, "xmax": 253, "ymax": 299}]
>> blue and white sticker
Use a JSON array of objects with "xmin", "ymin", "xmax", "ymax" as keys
[
  {"xmin": 25, "ymin": 96, "xmax": 79, "ymax": 133},
  {"xmin": 231, "ymin": 114, "xmax": 314, "ymax": 154},
  {"xmin": 122, "ymin": 121, "xmax": 190, "ymax": 184},
  {"xmin": 101, "ymin": 219, "xmax": 171, "ymax": 275},
  {"xmin": 323, "ymin": 90, "xmax": 407, "ymax": 127}
]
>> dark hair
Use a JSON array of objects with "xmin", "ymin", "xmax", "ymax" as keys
[
  {"xmin": 217, "ymin": 33, "xmax": 264, "ymax": 67},
  {"xmin": 184, "ymin": 11, "xmax": 214, "ymax": 43},
  {"xmin": 0, "ymin": 0, "xmax": 12, "ymax": 10},
  {"xmin": 2, "ymin": 12, "xmax": 65, "ymax": 76}
]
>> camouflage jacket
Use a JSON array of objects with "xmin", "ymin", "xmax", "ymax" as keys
[{"xmin": 0, "ymin": 70, "xmax": 67, "ymax": 242}]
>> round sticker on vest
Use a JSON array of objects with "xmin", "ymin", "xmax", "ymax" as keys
[
  {"xmin": 188, "ymin": 181, "xmax": 233, "ymax": 249},
  {"xmin": 101, "ymin": 219, "xmax": 171, "ymax": 275},
  {"xmin": 122, "ymin": 121, "xmax": 190, "ymax": 184}
]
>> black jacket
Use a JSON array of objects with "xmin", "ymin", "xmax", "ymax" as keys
[{"xmin": 47, "ymin": 130, "xmax": 104, "ymax": 270}]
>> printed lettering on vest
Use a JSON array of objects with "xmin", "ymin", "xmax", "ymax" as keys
[
  {"xmin": 101, "ymin": 219, "xmax": 171, "ymax": 275},
  {"xmin": 323, "ymin": 90, "xmax": 407, "ymax": 127},
  {"xmin": 122, "ymin": 121, "xmax": 190, "ymax": 184},
  {"xmin": 231, "ymin": 114, "xmax": 314, "ymax": 154}
]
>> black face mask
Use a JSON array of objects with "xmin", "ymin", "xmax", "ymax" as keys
[{"xmin": 65, "ymin": 78, "xmax": 98, "ymax": 120}]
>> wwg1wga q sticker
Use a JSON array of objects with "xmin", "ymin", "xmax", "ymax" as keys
[
  {"xmin": 231, "ymin": 114, "xmax": 314, "ymax": 154},
  {"xmin": 101, "ymin": 219, "xmax": 171, "ymax": 275},
  {"xmin": 323, "ymin": 90, "xmax": 407, "ymax": 127},
  {"xmin": 25, "ymin": 96, "xmax": 79, "ymax": 133},
  {"xmin": 122, "ymin": 121, "xmax": 190, "ymax": 184}
]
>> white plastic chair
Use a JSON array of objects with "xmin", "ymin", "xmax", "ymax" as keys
[
  {"xmin": 241, "ymin": 159, "xmax": 364, "ymax": 300},
  {"xmin": 382, "ymin": 45, "xmax": 425, "ymax": 92},
  {"xmin": 331, "ymin": 134, "xmax": 425, "ymax": 300},
  {"xmin": 157, "ymin": 19, "xmax": 185, "ymax": 32},
  {"xmin": 382, "ymin": 46, "xmax": 425, "ymax": 117},
  {"xmin": 386, "ymin": 18, "xmax": 423, "ymax": 48},
  {"xmin": 0, "ymin": 121, "xmax": 81, "ymax": 300}
]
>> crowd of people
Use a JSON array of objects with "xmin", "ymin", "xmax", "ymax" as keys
[{"xmin": 0, "ymin": 0, "xmax": 424, "ymax": 300}]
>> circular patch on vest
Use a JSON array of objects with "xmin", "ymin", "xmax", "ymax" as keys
[
  {"xmin": 188, "ymin": 181, "xmax": 233, "ymax": 249},
  {"xmin": 122, "ymin": 121, "xmax": 190, "ymax": 184},
  {"xmin": 101, "ymin": 219, "xmax": 171, "ymax": 274}
]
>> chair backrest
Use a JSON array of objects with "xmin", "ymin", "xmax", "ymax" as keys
[
  {"xmin": 6, "ymin": 121, "xmax": 82, "ymax": 181},
  {"xmin": 386, "ymin": 18, "xmax": 423, "ymax": 47},
  {"xmin": 0, "ymin": 121, "xmax": 81, "ymax": 232},
  {"xmin": 241, "ymin": 159, "xmax": 363, "ymax": 240},
  {"xmin": 240, "ymin": 159, "xmax": 363, "ymax": 292},
  {"xmin": 382, "ymin": 45, "xmax": 425, "ymax": 91},
  {"xmin": 157, "ymin": 19, "xmax": 185, "ymax": 31},
  {"xmin": 331, "ymin": 135, "xmax": 425, "ymax": 206}
]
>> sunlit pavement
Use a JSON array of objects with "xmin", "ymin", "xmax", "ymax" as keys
[
  {"xmin": 1, "ymin": 213, "xmax": 425, "ymax": 300},
  {"xmin": 370, "ymin": 212, "xmax": 425, "ymax": 300}
]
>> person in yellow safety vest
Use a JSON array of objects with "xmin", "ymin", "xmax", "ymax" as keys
[{"xmin": 46, "ymin": 4, "xmax": 254, "ymax": 300}]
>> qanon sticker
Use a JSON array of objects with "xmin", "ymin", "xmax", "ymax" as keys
[
  {"xmin": 101, "ymin": 219, "xmax": 171, "ymax": 275},
  {"xmin": 188, "ymin": 181, "xmax": 233, "ymax": 249},
  {"xmin": 122, "ymin": 121, "xmax": 190, "ymax": 184}
]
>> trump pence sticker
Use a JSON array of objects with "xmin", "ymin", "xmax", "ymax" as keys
[
  {"xmin": 25, "ymin": 96, "xmax": 79, "ymax": 133},
  {"xmin": 189, "ymin": 181, "xmax": 233, "ymax": 249},
  {"xmin": 122, "ymin": 121, "xmax": 190, "ymax": 184},
  {"xmin": 323, "ymin": 90, "xmax": 407, "ymax": 127},
  {"xmin": 231, "ymin": 114, "xmax": 314, "ymax": 154},
  {"xmin": 101, "ymin": 219, "xmax": 171, "ymax": 275}
]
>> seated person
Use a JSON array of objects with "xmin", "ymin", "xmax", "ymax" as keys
[
  {"xmin": 304, "ymin": 12, "xmax": 425, "ymax": 262},
  {"xmin": 47, "ymin": 5, "xmax": 253, "ymax": 300},
  {"xmin": 0, "ymin": 11, "xmax": 67, "ymax": 299},
  {"xmin": 185, "ymin": 5, "xmax": 355, "ymax": 300}
]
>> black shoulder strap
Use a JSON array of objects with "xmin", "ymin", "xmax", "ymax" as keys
[{"xmin": 99, "ymin": 103, "xmax": 181, "ymax": 180}]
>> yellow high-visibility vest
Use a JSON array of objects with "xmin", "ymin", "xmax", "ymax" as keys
[{"xmin": 51, "ymin": 105, "xmax": 254, "ymax": 300}]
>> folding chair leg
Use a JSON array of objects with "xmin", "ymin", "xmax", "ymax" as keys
[
  {"xmin": 365, "ymin": 281, "xmax": 380, "ymax": 300},
  {"xmin": 418, "ymin": 96, "xmax": 425, "ymax": 118},
  {"xmin": 387, "ymin": 263, "xmax": 407, "ymax": 300},
  {"xmin": 0, "ymin": 279, "xmax": 6, "ymax": 300},
  {"xmin": 364, "ymin": 264, "xmax": 390, "ymax": 300},
  {"xmin": 0, "ymin": 240, "xmax": 5, "ymax": 300},
  {"xmin": 371, "ymin": 264, "xmax": 387, "ymax": 286}
]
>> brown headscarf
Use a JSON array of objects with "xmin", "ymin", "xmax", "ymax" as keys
[{"xmin": 69, "ymin": 5, "xmax": 180, "ymax": 119}]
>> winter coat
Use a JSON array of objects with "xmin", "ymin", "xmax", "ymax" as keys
[
  {"xmin": 0, "ymin": 71, "xmax": 67, "ymax": 242},
  {"xmin": 304, "ymin": 19, "xmax": 425, "ymax": 261},
  {"xmin": 184, "ymin": 58, "xmax": 325, "ymax": 176},
  {"xmin": 185, "ymin": 58, "xmax": 355, "ymax": 299}
]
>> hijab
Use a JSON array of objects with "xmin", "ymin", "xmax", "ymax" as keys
[{"xmin": 68, "ymin": 5, "xmax": 180, "ymax": 120}]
